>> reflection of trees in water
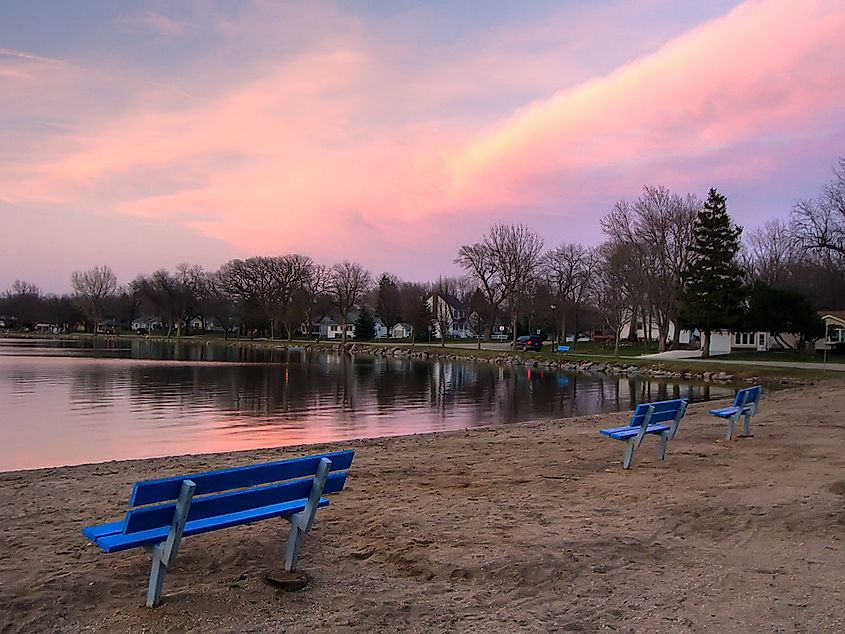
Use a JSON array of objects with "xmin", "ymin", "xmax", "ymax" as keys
[
  {"xmin": 70, "ymin": 366, "xmax": 120, "ymax": 408},
  {"xmin": 111, "ymin": 348, "xmax": 734, "ymax": 426}
]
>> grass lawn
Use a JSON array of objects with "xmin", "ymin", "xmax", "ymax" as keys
[{"xmin": 717, "ymin": 350, "xmax": 843, "ymax": 364}]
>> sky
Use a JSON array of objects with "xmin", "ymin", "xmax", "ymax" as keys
[{"xmin": 1, "ymin": 0, "xmax": 844, "ymax": 293}]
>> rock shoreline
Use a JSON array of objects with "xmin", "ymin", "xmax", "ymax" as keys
[{"xmin": 279, "ymin": 341, "xmax": 752, "ymax": 384}]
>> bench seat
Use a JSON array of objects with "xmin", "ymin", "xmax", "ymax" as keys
[
  {"xmin": 90, "ymin": 497, "xmax": 330, "ymax": 553},
  {"xmin": 599, "ymin": 423, "xmax": 672, "ymax": 441},
  {"xmin": 708, "ymin": 405, "xmax": 744, "ymax": 419}
]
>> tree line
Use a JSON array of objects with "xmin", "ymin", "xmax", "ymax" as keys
[{"xmin": 2, "ymin": 158, "xmax": 843, "ymax": 356}]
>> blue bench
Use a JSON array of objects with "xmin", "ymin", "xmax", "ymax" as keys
[
  {"xmin": 599, "ymin": 399, "xmax": 688, "ymax": 469},
  {"xmin": 709, "ymin": 385, "xmax": 762, "ymax": 440},
  {"xmin": 556, "ymin": 345, "xmax": 570, "ymax": 353},
  {"xmin": 82, "ymin": 450, "xmax": 354, "ymax": 607}
]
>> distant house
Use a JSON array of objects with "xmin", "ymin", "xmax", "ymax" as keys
[
  {"xmin": 131, "ymin": 316, "xmax": 163, "ymax": 333},
  {"xmin": 390, "ymin": 323, "xmax": 413, "ymax": 339},
  {"xmin": 728, "ymin": 330, "xmax": 799, "ymax": 352},
  {"xmin": 373, "ymin": 317, "xmax": 389, "ymax": 340},
  {"xmin": 96, "ymin": 319, "xmax": 118, "ymax": 334},
  {"xmin": 618, "ymin": 311, "xmax": 692, "ymax": 345},
  {"xmin": 818, "ymin": 311, "xmax": 845, "ymax": 350},
  {"xmin": 323, "ymin": 312, "xmax": 358, "ymax": 340},
  {"xmin": 426, "ymin": 293, "xmax": 474, "ymax": 339}
]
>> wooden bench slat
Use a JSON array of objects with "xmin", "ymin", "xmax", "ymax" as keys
[
  {"xmin": 95, "ymin": 498, "xmax": 330, "ymax": 553},
  {"xmin": 124, "ymin": 472, "xmax": 347, "ymax": 534},
  {"xmin": 129, "ymin": 450, "xmax": 354, "ymax": 507}
]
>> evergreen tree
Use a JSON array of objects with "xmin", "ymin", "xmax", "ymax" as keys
[
  {"xmin": 376, "ymin": 274, "xmax": 402, "ymax": 328},
  {"xmin": 679, "ymin": 188, "xmax": 745, "ymax": 358},
  {"xmin": 411, "ymin": 297, "xmax": 433, "ymax": 344},
  {"xmin": 354, "ymin": 307, "xmax": 376, "ymax": 340}
]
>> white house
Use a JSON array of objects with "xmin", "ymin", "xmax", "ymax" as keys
[
  {"xmin": 390, "ymin": 323, "xmax": 413, "ymax": 339},
  {"xmin": 426, "ymin": 293, "xmax": 474, "ymax": 339},
  {"xmin": 373, "ymin": 317, "xmax": 389, "ymax": 340},
  {"xmin": 322, "ymin": 312, "xmax": 358, "ymax": 339},
  {"xmin": 131, "ymin": 316, "xmax": 163, "ymax": 332},
  {"xmin": 818, "ymin": 311, "xmax": 845, "ymax": 350},
  {"xmin": 618, "ymin": 311, "xmax": 692, "ymax": 345},
  {"xmin": 728, "ymin": 330, "xmax": 799, "ymax": 352}
]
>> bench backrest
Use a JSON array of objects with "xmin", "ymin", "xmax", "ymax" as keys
[
  {"xmin": 129, "ymin": 450, "xmax": 354, "ymax": 506},
  {"xmin": 733, "ymin": 385, "xmax": 762, "ymax": 412},
  {"xmin": 123, "ymin": 450, "xmax": 354, "ymax": 535},
  {"xmin": 628, "ymin": 399, "xmax": 688, "ymax": 427}
]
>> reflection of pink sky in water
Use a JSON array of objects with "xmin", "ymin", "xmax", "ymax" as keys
[{"xmin": 0, "ymin": 341, "xmax": 732, "ymax": 471}]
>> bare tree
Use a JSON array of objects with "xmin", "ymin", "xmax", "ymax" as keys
[
  {"xmin": 216, "ymin": 255, "xmax": 311, "ymax": 338},
  {"xmin": 9, "ymin": 280, "xmax": 41, "ymax": 297},
  {"xmin": 3, "ymin": 281, "xmax": 42, "ymax": 328},
  {"xmin": 601, "ymin": 187, "xmax": 699, "ymax": 351},
  {"xmin": 201, "ymin": 272, "xmax": 236, "ymax": 339},
  {"xmin": 71, "ymin": 265, "xmax": 118, "ymax": 331},
  {"xmin": 330, "ymin": 261, "xmax": 373, "ymax": 343},
  {"xmin": 302, "ymin": 263, "xmax": 331, "ymax": 339},
  {"xmin": 489, "ymin": 224, "xmax": 545, "ymax": 347},
  {"xmin": 792, "ymin": 157, "xmax": 845, "ymax": 258},
  {"xmin": 543, "ymin": 243, "xmax": 595, "ymax": 346},
  {"xmin": 457, "ymin": 224, "xmax": 543, "ymax": 345},
  {"xmin": 590, "ymin": 243, "xmax": 633, "ymax": 357},
  {"xmin": 455, "ymin": 243, "xmax": 506, "ymax": 340},
  {"xmin": 272, "ymin": 255, "xmax": 313, "ymax": 341},
  {"xmin": 742, "ymin": 219, "xmax": 800, "ymax": 286},
  {"xmin": 132, "ymin": 267, "xmax": 196, "ymax": 338}
]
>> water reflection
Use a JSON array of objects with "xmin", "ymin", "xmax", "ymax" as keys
[{"xmin": 0, "ymin": 338, "xmax": 733, "ymax": 471}]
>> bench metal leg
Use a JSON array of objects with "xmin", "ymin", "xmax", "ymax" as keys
[
  {"xmin": 147, "ymin": 547, "xmax": 168, "ymax": 608},
  {"xmin": 623, "ymin": 438, "xmax": 636, "ymax": 470},
  {"xmin": 726, "ymin": 416, "xmax": 737, "ymax": 441},
  {"xmin": 146, "ymin": 479, "xmax": 196, "ymax": 608},
  {"xmin": 284, "ymin": 458, "xmax": 331, "ymax": 572},
  {"xmin": 742, "ymin": 413, "xmax": 752, "ymax": 437},
  {"xmin": 658, "ymin": 432, "xmax": 670, "ymax": 461}
]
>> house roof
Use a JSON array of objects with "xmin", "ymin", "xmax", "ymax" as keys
[
  {"xmin": 429, "ymin": 292, "xmax": 467, "ymax": 311},
  {"xmin": 820, "ymin": 310, "xmax": 845, "ymax": 325}
]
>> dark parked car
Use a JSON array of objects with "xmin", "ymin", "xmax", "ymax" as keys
[{"xmin": 514, "ymin": 334, "xmax": 543, "ymax": 351}]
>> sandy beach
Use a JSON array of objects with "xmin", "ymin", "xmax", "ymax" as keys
[{"xmin": 1, "ymin": 382, "xmax": 843, "ymax": 633}]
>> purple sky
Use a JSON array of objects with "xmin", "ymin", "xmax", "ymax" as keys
[{"xmin": 1, "ymin": 0, "xmax": 843, "ymax": 293}]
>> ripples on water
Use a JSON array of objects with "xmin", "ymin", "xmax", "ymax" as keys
[{"xmin": 0, "ymin": 337, "xmax": 735, "ymax": 471}]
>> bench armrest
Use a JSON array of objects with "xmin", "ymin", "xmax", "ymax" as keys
[
  {"xmin": 634, "ymin": 405, "xmax": 655, "ymax": 447},
  {"xmin": 668, "ymin": 400, "xmax": 688, "ymax": 439}
]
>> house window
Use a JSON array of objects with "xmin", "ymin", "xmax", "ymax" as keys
[
  {"xmin": 734, "ymin": 332, "xmax": 753, "ymax": 346},
  {"xmin": 828, "ymin": 327, "xmax": 845, "ymax": 343}
]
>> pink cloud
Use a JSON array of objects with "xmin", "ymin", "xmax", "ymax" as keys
[
  {"xmin": 446, "ymin": 0, "xmax": 845, "ymax": 209},
  {"xmin": 1, "ymin": 0, "xmax": 844, "ymax": 283}
]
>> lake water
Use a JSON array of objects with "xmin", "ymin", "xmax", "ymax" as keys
[{"xmin": 0, "ymin": 337, "xmax": 734, "ymax": 471}]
